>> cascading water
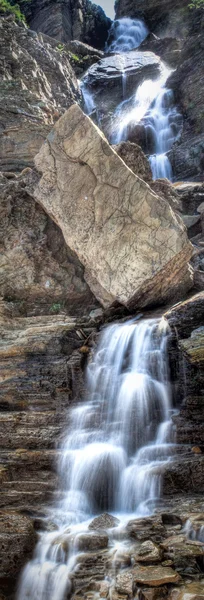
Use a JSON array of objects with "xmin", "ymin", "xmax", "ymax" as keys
[
  {"xmin": 81, "ymin": 17, "xmax": 182, "ymax": 181},
  {"xmin": 17, "ymin": 318, "xmax": 177, "ymax": 600},
  {"xmin": 107, "ymin": 18, "xmax": 148, "ymax": 53}
]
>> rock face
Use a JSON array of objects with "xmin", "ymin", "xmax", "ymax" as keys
[
  {"xmin": 115, "ymin": 0, "xmax": 203, "ymax": 39},
  {"xmin": 32, "ymin": 103, "xmax": 192, "ymax": 309},
  {"xmin": 0, "ymin": 18, "xmax": 80, "ymax": 173},
  {"xmin": 167, "ymin": 35, "xmax": 204, "ymax": 181},
  {"xmin": 0, "ymin": 172, "xmax": 97, "ymax": 316},
  {"xmin": 0, "ymin": 309, "xmax": 97, "ymax": 596},
  {"xmin": 23, "ymin": 0, "xmax": 111, "ymax": 49}
]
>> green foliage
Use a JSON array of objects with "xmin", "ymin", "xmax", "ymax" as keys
[
  {"xmin": 57, "ymin": 43, "xmax": 65, "ymax": 52},
  {"xmin": 188, "ymin": 0, "xmax": 204, "ymax": 8},
  {"xmin": 49, "ymin": 302, "xmax": 63, "ymax": 314},
  {"xmin": 0, "ymin": 0, "xmax": 31, "ymax": 22},
  {"xmin": 0, "ymin": 0, "xmax": 25, "ymax": 21},
  {"xmin": 70, "ymin": 52, "xmax": 80, "ymax": 63}
]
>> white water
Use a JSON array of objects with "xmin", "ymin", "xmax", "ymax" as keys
[
  {"xmin": 107, "ymin": 18, "xmax": 148, "ymax": 53},
  {"xmin": 185, "ymin": 519, "xmax": 204, "ymax": 544},
  {"xmin": 82, "ymin": 17, "xmax": 182, "ymax": 181},
  {"xmin": 17, "ymin": 318, "xmax": 177, "ymax": 600}
]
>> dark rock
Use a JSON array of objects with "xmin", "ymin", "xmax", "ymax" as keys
[
  {"xmin": 114, "ymin": 141, "xmax": 152, "ymax": 183},
  {"xmin": 0, "ymin": 175, "xmax": 98, "ymax": 317},
  {"xmin": 168, "ymin": 35, "xmax": 204, "ymax": 181},
  {"xmin": 74, "ymin": 532, "xmax": 109, "ymax": 552},
  {"xmin": 23, "ymin": 0, "xmax": 111, "ymax": 50},
  {"xmin": 140, "ymin": 33, "xmax": 181, "ymax": 68},
  {"xmin": 82, "ymin": 51, "xmax": 162, "ymax": 136},
  {"xmin": 0, "ymin": 510, "xmax": 36, "ymax": 589},
  {"xmin": 165, "ymin": 292, "xmax": 204, "ymax": 338},
  {"xmin": 89, "ymin": 513, "xmax": 120, "ymax": 530}
]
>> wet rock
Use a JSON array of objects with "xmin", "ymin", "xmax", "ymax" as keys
[
  {"xmin": 179, "ymin": 327, "xmax": 204, "ymax": 366},
  {"xmin": 139, "ymin": 588, "xmax": 168, "ymax": 600},
  {"xmin": 164, "ymin": 292, "xmax": 204, "ymax": 338},
  {"xmin": 75, "ymin": 532, "xmax": 109, "ymax": 552},
  {"xmin": 168, "ymin": 35, "xmax": 204, "ymax": 181},
  {"xmin": 115, "ymin": 0, "xmax": 203, "ymax": 39},
  {"xmin": 170, "ymin": 582, "xmax": 204, "ymax": 600},
  {"xmin": 84, "ymin": 51, "xmax": 161, "ymax": 114},
  {"xmin": 140, "ymin": 34, "xmax": 181, "ymax": 68},
  {"xmin": 126, "ymin": 516, "xmax": 166, "ymax": 543},
  {"xmin": 132, "ymin": 565, "xmax": 180, "ymax": 586},
  {"xmin": 32, "ymin": 103, "xmax": 192, "ymax": 310},
  {"xmin": 135, "ymin": 540, "xmax": 162, "ymax": 563},
  {"xmin": 0, "ymin": 510, "xmax": 37, "ymax": 579},
  {"xmin": 89, "ymin": 513, "xmax": 120, "ymax": 530},
  {"xmin": 114, "ymin": 141, "xmax": 152, "ymax": 183},
  {"xmin": 116, "ymin": 571, "xmax": 133, "ymax": 595}
]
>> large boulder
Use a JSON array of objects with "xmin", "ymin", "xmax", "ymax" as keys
[{"xmin": 32, "ymin": 103, "xmax": 192, "ymax": 309}]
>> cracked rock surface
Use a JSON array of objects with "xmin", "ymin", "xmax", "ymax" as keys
[{"xmin": 32, "ymin": 104, "xmax": 192, "ymax": 309}]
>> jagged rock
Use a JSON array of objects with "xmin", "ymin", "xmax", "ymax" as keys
[
  {"xmin": 0, "ymin": 18, "xmax": 80, "ymax": 172},
  {"xmin": 135, "ymin": 540, "xmax": 162, "ymax": 564},
  {"xmin": 114, "ymin": 141, "xmax": 152, "ymax": 183},
  {"xmin": 0, "ymin": 174, "xmax": 97, "ymax": 316},
  {"xmin": 115, "ymin": 572, "xmax": 133, "ymax": 595},
  {"xmin": 89, "ymin": 513, "xmax": 120, "ymax": 530},
  {"xmin": 83, "ymin": 50, "xmax": 161, "ymax": 117},
  {"xmin": 140, "ymin": 34, "xmax": 181, "ymax": 68},
  {"xmin": 174, "ymin": 183, "xmax": 204, "ymax": 216},
  {"xmin": 168, "ymin": 35, "xmax": 204, "ymax": 181},
  {"xmin": 75, "ymin": 532, "xmax": 108, "ymax": 552},
  {"xmin": 115, "ymin": 0, "xmax": 203, "ymax": 39},
  {"xmin": 23, "ymin": 0, "xmax": 111, "ymax": 50},
  {"xmin": 151, "ymin": 180, "xmax": 182, "ymax": 213},
  {"xmin": 132, "ymin": 565, "xmax": 180, "ymax": 586},
  {"xmin": 126, "ymin": 516, "xmax": 166, "ymax": 543},
  {"xmin": 165, "ymin": 292, "xmax": 204, "ymax": 338},
  {"xmin": 170, "ymin": 582, "xmax": 204, "ymax": 600},
  {"xmin": 139, "ymin": 588, "xmax": 168, "ymax": 600},
  {"xmin": 32, "ymin": 103, "xmax": 192, "ymax": 310},
  {"xmin": 0, "ymin": 510, "xmax": 36, "ymax": 580},
  {"xmin": 0, "ymin": 314, "xmax": 95, "ymax": 513},
  {"xmin": 179, "ymin": 327, "xmax": 204, "ymax": 366}
]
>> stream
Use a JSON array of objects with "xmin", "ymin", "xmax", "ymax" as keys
[
  {"xmin": 17, "ymin": 317, "xmax": 180, "ymax": 600},
  {"xmin": 17, "ymin": 17, "xmax": 186, "ymax": 600},
  {"xmin": 82, "ymin": 17, "xmax": 182, "ymax": 181}
]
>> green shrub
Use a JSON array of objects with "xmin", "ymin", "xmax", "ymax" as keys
[
  {"xmin": 0, "ymin": 0, "xmax": 25, "ymax": 21},
  {"xmin": 188, "ymin": 0, "xmax": 204, "ymax": 8}
]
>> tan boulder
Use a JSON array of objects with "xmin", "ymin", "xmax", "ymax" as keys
[
  {"xmin": 132, "ymin": 565, "xmax": 180, "ymax": 586},
  {"xmin": 33, "ymin": 104, "xmax": 193, "ymax": 309}
]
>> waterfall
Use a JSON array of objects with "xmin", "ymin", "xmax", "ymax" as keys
[
  {"xmin": 107, "ymin": 18, "xmax": 148, "ymax": 53},
  {"xmin": 81, "ymin": 18, "xmax": 182, "ymax": 182},
  {"xmin": 17, "ymin": 318, "xmax": 177, "ymax": 600}
]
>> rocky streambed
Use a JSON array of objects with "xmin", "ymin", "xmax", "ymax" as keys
[{"xmin": 0, "ymin": 4, "xmax": 203, "ymax": 600}]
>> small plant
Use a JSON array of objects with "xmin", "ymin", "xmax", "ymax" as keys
[
  {"xmin": 70, "ymin": 52, "xmax": 80, "ymax": 63},
  {"xmin": 188, "ymin": 0, "xmax": 204, "ymax": 8},
  {"xmin": 57, "ymin": 43, "xmax": 65, "ymax": 52},
  {"xmin": 50, "ymin": 302, "xmax": 63, "ymax": 314}
]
